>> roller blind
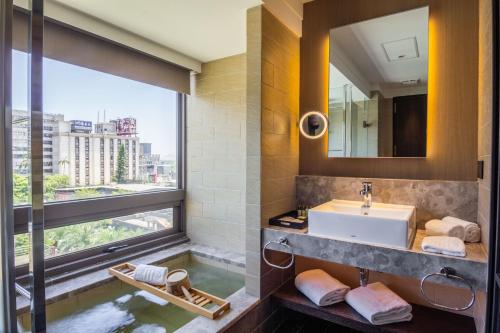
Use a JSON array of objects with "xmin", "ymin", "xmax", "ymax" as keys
[{"xmin": 13, "ymin": 8, "xmax": 190, "ymax": 94}]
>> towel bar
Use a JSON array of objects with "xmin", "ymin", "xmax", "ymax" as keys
[
  {"xmin": 263, "ymin": 237, "xmax": 294, "ymax": 270},
  {"xmin": 420, "ymin": 267, "xmax": 475, "ymax": 311}
]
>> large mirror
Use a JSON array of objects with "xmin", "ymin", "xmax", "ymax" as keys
[{"xmin": 328, "ymin": 7, "xmax": 429, "ymax": 158}]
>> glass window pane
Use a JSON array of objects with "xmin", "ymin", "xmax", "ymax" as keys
[
  {"xmin": 12, "ymin": 50, "xmax": 179, "ymax": 205},
  {"xmin": 14, "ymin": 208, "xmax": 173, "ymax": 266},
  {"xmin": 12, "ymin": 50, "xmax": 31, "ymax": 206}
]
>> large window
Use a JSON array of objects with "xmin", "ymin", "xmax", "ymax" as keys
[
  {"xmin": 11, "ymin": 12, "xmax": 187, "ymax": 278},
  {"xmin": 12, "ymin": 50, "xmax": 179, "ymax": 204},
  {"xmin": 15, "ymin": 208, "xmax": 173, "ymax": 266}
]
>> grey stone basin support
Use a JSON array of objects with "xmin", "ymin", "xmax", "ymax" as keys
[{"xmin": 263, "ymin": 227, "xmax": 487, "ymax": 291}]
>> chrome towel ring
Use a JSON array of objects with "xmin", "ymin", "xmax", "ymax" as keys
[
  {"xmin": 262, "ymin": 237, "xmax": 294, "ymax": 270},
  {"xmin": 420, "ymin": 267, "xmax": 475, "ymax": 311}
]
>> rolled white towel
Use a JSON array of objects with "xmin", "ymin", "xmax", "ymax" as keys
[
  {"xmin": 425, "ymin": 219, "xmax": 464, "ymax": 239},
  {"xmin": 133, "ymin": 264, "xmax": 168, "ymax": 285},
  {"xmin": 345, "ymin": 282, "xmax": 412, "ymax": 325},
  {"xmin": 295, "ymin": 269, "xmax": 350, "ymax": 306},
  {"xmin": 442, "ymin": 216, "xmax": 481, "ymax": 243},
  {"xmin": 421, "ymin": 236, "xmax": 466, "ymax": 257}
]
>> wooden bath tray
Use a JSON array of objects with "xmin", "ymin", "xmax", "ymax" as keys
[{"xmin": 108, "ymin": 262, "xmax": 230, "ymax": 319}]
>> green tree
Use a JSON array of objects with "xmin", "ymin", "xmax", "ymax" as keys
[
  {"xmin": 44, "ymin": 174, "xmax": 70, "ymax": 201},
  {"xmin": 13, "ymin": 174, "xmax": 29, "ymax": 205},
  {"xmin": 57, "ymin": 159, "xmax": 70, "ymax": 174},
  {"xmin": 13, "ymin": 173, "xmax": 70, "ymax": 204},
  {"xmin": 115, "ymin": 144, "xmax": 126, "ymax": 184}
]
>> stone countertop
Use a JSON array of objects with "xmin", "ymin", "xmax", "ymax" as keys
[{"xmin": 263, "ymin": 226, "xmax": 487, "ymax": 291}]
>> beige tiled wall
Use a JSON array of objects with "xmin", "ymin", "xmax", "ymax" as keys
[
  {"xmin": 476, "ymin": 0, "xmax": 493, "ymax": 331},
  {"xmin": 260, "ymin": 6, "xmax": 300, "ymax": 298},
  {"xmin": 186, "ymin": 54, "xmax": 246, "ymax": 254},
  {"xmin": 246, "ymin": 5, "xmax": 264, "ymax": 298},
  {"xmin": 245, "ymin": 5, "xmax": 300, "ymax": 298},
  {"xmin": 260, "ymin": 7, "xmax": 300, "ymax": 229}
]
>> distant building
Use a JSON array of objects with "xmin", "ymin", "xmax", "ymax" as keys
[
  {"xmin": 70, "ymin": 120, "xmax": 93, "ymax": 134},
  {"xmin": 111, "ymin": 118, "xmax": 137, "ymax": 137},
  {"xmin": 13, "ymin": 111, "xmax": 143, "ymax": 186},
  {"xmin": 12, "ymin": 109, "xmax": 64, "ymax": 175},
  {"xmin": 95, "ymin": 122, "xmax": 117, "ymax": 135},
  {"xmin": 53, "ymin": 120, "xmax": 140, "ymax": 186},
  {"xmin": 139, "ymin": 143, "xmax": 158, "ymax": 183},
  {"xmin": 140, "ymin": 143, "xmax": 151, "ymax": 156}
]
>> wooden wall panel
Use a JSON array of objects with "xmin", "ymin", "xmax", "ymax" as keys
[
  {"xmin": 261, "ymin": 7, "xmax": 301, "ymax": 225},
  {"xmin": 299, "ymin": 0, "xmax": 478, "ymax": 181}
]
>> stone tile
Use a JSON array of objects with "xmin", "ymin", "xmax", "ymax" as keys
[
  {"xmin": 297, "ymin": 175, "xmax": 478, "ymax": 228},
  {"xmin": 174, "ymin": 288, "xmax": 258, "ymax": 333},
  {"xmin": 264, "ymin": 226, "xmax": 487, "ymax": 291},
  {"xmin": 246, "ymin": 204, "xmax": 261, "ymax": 229},
  {"xmin": 246, "ymin": 250, "xmax": 261, "ymax": 276},
  {"xmin": 187, "ymin": 53, "xmax": 246, "ymax": 255},
  {"xmin": 245, "ymin": 274, "xmax": 261, "ymax": 298},
  {"xmin": 246, "ymin": 179, "xmax": 261, "ymax": 206},
  {"xmin": 245, "ymin": 227, "xmax": 261, "ymax": 254}
]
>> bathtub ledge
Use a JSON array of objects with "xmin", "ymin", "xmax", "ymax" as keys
[
  {"xmin": 16, "ymin": 242, "xmax": 246, "ymax": 314},
  {"xmin": 174, "ymin": 288, "xmax": 259, "ymax": 333}
]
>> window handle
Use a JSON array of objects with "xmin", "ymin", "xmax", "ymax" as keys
[
  {"xmin": 103, "ymin": 244, "xmax": 128, "ymax": 253},
  {"xmin": 15, "ymin": 283, "xmax": 30, "ymax": 299}
]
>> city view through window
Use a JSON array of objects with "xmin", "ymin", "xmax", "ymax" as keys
[{"xmin": 12, "ymin": 50, "xmax": 178, "ymax": 264}]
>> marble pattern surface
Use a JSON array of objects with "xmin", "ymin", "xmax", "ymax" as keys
[
  {"xmin": 263, "ymin": 226, "xmax": 487, "ymax": 291},
  {"xmin": 297, "ymin": 175, "xmax": 478, "ymax": 228}
]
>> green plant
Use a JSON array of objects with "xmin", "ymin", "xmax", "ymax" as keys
[
  {"xmin": 74, "ymin": 188, "xmax": 101, "ymax": 199},
  {"xmin": 115, "ymin": 144, "xmax": 126, "ymax": 184},
  {"xmin": 57, "ymin": 159, "xmax": 70, "ymax": 174},
  {"xmin": 13, "ymin": 174, "xmax": 29, "ymax": 205},
  {"xmin": 44, "ymin": 174, "xmax": 70, "ymax": 201}
]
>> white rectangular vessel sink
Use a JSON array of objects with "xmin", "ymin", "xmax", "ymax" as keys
[{"xmin": 308, "ymin": 199, "xmax": 416, "ymax": 249}]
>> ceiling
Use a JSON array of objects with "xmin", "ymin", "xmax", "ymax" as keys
[
  {"xmin": 330, "ymin": 7, "xmax": 429, "ymax": 97},
  {"xmin": 51, "ymin": 0, "xmax": 262, "ymax": 63}
]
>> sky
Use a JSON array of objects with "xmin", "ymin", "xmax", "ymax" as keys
[{"xmin": 12, "ymin": 50, "xmax": 177, "ymax": 159}]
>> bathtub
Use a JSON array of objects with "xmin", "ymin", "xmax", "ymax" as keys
[{"xmin": 17, "ymin": 250, "xmax": 248, "ymax": 333}]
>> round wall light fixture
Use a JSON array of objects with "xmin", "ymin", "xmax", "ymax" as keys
[{"xmin": 299, "ymin": 111, "xmax": 328, "ymax": 139}]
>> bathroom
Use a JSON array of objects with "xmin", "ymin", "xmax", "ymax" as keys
[{"xmin": 0, "ymin": 0, "xmax": 498, "ymax": 332}]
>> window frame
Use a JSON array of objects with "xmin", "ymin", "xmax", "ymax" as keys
[{"xmin": 13, "ymin": 92, "xmax": 187, "ymax": 281}]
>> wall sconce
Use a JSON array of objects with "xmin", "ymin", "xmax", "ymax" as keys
[{"xmin": 299, "ymin": 111, "xmax": 328, "ymax": 139}]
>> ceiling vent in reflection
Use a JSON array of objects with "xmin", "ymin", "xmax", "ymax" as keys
[
  {"xmin": 400, "ymin": 79, "xmax": 420, "ymax": 86},
  {"xmin": 382, "ymin": 37, "xmax": 419, "ymax": 62}
]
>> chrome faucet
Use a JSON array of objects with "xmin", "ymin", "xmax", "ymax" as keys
[
  {"xmin": 359, "ymin": 268, "xmax": 370, "ymax": 287},
  {"xmin": 360, "ymin": 182, "xmax": 372, "ymax": 214}
]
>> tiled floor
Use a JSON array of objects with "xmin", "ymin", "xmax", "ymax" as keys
[{"xmin": 273, "ymin": 310, "xmax": 360, "ymax": 333}]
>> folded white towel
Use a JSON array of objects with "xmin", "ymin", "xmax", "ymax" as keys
[
  {"xmin": 295, "ymin": 269, "xmax": 350, "ymax": 306},
  {"xmin": 442, "ymin": 216, "xmax": 481, "ymax": 243},
  {"xmin": 345, "ymin": 282, "xmax": 412, "ymax": 325},
  {"xmin": 133, "ymin": 264, "xmax": 168, "ymax": 285},
  {"xmin": 421, "ymin": 236, "xmax": 466, "ymax": 257},
  {"xmin": 425, "ymin": 219, "xmax": 465, "ymax": 239}
]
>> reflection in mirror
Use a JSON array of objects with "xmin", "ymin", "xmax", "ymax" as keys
[
  {"xmin": 328, "ymin": 7, "xmax": 429, "ymax": 158},
  {"xmin": 299, "ymin": 111, "xmax": 328, "ymax": 139}
]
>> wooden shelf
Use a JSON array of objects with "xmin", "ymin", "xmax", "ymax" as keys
[{"xmin": 272, "ymin": 281, "xmax": 476, "ymax": 333}]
